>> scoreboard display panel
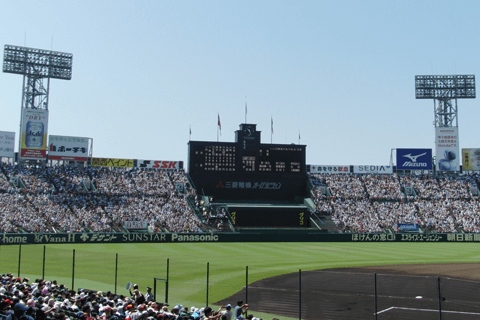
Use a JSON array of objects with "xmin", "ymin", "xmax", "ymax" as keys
[
  {"xmin": 189, "ymin": 144, "xmax": 304, "ymax": 174},
  {"xmin": 188, "ymin": 123, "xmax": 307, "ymax": 201},
  {"xmin": 229, "ymin": 206, "xmax": 308, "ymax": 227}
]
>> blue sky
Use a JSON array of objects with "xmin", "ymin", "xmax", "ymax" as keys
[{"xmin": 1, "ymin": 0, "xmax": 479, "ymax": 166}]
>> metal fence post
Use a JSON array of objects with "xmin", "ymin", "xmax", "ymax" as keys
[
  {"xmin": 299, "ymin": 269, "xmax": 301, "ymax": 320},
  {"xmin": 72, "ymin": 249, "xmax": 75, "ymax": 290},
  {"xmin": 17, "ymin": 244, "xmax": 21, "ymax": 277},
  {"xmin": 374, "ymin": 272, "xmax": 377, "ymax": 320},
  {"xmin": 246, "ymin": 266, "xmax": 248, "ymax": 305},
  {"xmin": 154, "ymin": 278, "xmax": 157, "ymax": 303},
  {"xmin": 42, "ymin": 245, "xmax": 46, "ymax": 280},
  {"xmin": 166, "ymin": 258, "xmax": 169, "ymax": 304},
  {"xmin": 438, "ymin": 276, "xmax": 442, "ymax": 320},
  {"xmin": 115, "ymin": 253, "xmax": 118, "ymax": 294},
  {"xmin": 206, "ymin": 262, "xmax": 210, "ymax": 307}
]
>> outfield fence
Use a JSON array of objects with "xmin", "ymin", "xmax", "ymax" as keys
[{"xmin": 1, "ymin": 232, "xmax": 480, "ymax": 244}]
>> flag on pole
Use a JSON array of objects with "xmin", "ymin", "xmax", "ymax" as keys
[
  {"xmin": 271, "ymin": 116, "xmax": 274, "ymax": 134},
  {"xmin": 245, "ymin": 97, "xmax": 247, "ymax": 124},
  {"xmin": 218, "ymin": 113, "xmax": 221, "ymax": 135}
]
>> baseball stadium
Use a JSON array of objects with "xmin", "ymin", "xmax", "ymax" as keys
[{"xmin": 1, "ymin": 42, "xmax": 480, "ymax": 319}]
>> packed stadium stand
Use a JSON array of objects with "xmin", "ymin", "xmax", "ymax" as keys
[
  {"xmin": 310, "ymin": 172, "xmax": 480, "ymax": 233},
  {"xmin": 0, "ymin": 273, "xmax": 241, "ymax": 320},
  {"xmin": 0, "ymin": 163, "xmax": 205, "ymax": 234},
  {"xmin": 1, "ymin": 161, "xmax": 480, "ymax": 234}
]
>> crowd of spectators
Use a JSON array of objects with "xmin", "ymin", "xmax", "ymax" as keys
[
  {"xmin": 0, "ymin": 274, "xmax": 262, "ymax": 320},
  {"xmin": 361, "ymin": 174, "xmax": 405, "ymax": 201},
  {"xmin": 2, "ymin": 160, "xmax": 480, "ymax": 235},
  {"xmin": 310, "ymin": 173, "xmax": 480, "ymax": 233},
  {"xmin": 0, "ymin": 163, "xmax": 204, "ymax": 234}
]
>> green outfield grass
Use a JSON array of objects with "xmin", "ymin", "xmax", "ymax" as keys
[{"xmin": 1, "ymin": 242, "xmax": 478, "ymax": 319}]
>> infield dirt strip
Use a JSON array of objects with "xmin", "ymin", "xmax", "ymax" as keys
[{"xmin": 216, "ymin": 263, "xmax": 480, "ymax": 320}]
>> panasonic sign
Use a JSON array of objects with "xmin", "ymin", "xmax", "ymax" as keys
[{"xmin": 396, "ymin": 149, "xmax": 432, "ymax": 170}]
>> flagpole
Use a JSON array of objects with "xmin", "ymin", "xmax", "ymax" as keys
[
  {"xmin": 217, "ymin": 113, "xmax": 221, "ymax": 142},
  {"xmin": 189, "ymin": 125, "xmax": 191, "ymax": 141},
  {"xmin": 271, "ymin": 115, "xmax": 273, "ymax": 144},
  {"xmin": 245, "ymin": 96, "xmax": 247, "ymax": 124}
]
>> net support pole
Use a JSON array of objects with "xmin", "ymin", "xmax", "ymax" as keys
[
  {"xmin": 437, "ymin": 276, "xmax": 442, "ymax": 320},
  {"xmin": 17, "ymin": 244, "xmax": 22, "ymax": 277},
  {"xmin": 115, "ymin": 253, "xmax": 118, "ymax": 294},
  {"xmin": 72, "ymin": 249, "xmax": 75, "ymax": 290},
  {"xmin": 154, "ymin": 278, "xmax": 157, "ymax": 303},
  {"xmin": 166, "ymin": 258, "xmax": 169, "ymax": 304},
  {"xmin": 206, "ymin": 262, "xmax": 210, "ymax": 307},
  {"xmin": 246, "ymin": 266, "xmax": 248, "ymax": 305},
  {"xmin": 299, "ymin": 269, "xmax": 302, "ymax": 320},
  {"xmin": 374, "ymin": 272, "xmax": 378, "ymax": 320},
  {"xmin": 42, "ymin": 245, "xmax": 46, "ymax": 280}
]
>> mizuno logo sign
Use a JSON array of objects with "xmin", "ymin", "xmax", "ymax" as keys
[
  {"xmin": 402, "ymin": 162, "xmax": 427, "ymax": 167},
  {"xmin": 403, "ymin": 152, "xmax": 426, "ymax": 163}
]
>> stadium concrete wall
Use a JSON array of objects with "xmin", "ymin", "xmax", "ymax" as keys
[{"xmin": 0, "ymin": 232, "xmax": 477, "ymax": 245}]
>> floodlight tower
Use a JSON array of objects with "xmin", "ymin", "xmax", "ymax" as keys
[
  {"xmin": 3, "ymin": 45, "xmax": 73, "ymax": 161},
  {"xmin": 3, "ymin": 45, "xmax": 73, "ymax": 110},
  {"xmin": 415, "ymin": 75, "xmax": 476, "ymax": 171}
]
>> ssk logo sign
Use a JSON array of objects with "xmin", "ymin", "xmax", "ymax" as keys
[
  {"xmin": 396, "ymin": 149, "xmax": 432, "ymax": 170},
  {"xmin": 137, "ymin": 160, "xmax": 181, "ymax": 170}
]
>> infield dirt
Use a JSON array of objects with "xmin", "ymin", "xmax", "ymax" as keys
[{"xmin": 217, "ymin": 263, "xmax": 480, "ymax": 319}]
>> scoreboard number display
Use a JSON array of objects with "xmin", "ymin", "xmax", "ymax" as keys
[{"xmin": 188, "ymin": 124, "xmax": 307, "ymax": 201}]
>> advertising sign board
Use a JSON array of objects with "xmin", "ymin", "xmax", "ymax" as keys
[
  {"xmin": 398, "ymin": 223, "xmax": 419, "ymax": 231},
  {"xmin": 396, "ymin": 149, "xmax": 432, "ymax": 170},
  {"xmin": 124, "ymin": 221, "xmax": 148, "ymax": 229},
  {"xmin": 309, "ymin": 165, "xmax": 350, "ymax": 174},
  {"xmin": 462, "ymin": 148, "xmax": 480, "ymax": 171},
  {"xmin": 136, "ymin": 160, "xmax": 182, "ymax": 170},
  {"xmin": 0, "ymin": 131, "xmax": 15, "ymax": 158},
  {"xmin": 20, "ymin": 109, "xmax": 49, "ymax": 160},
  {"xmin": 91, "ymin": 158, "xmax": 134, "ymax": 168},
  {"xmin": 353, "ymin": 165, "xmax": 393, "ymax": 174},
  {"xmin": 48, "ymin": 135, "xmax": 89, "ymax": 161},
  {"xmin": 435, "ymin": 127, "xmax": 459, "ymax": 171}
]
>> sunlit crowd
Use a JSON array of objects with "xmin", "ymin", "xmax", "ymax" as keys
[
  {"xmin": 310, "ymin": 173, "xmax": 480, "ymax": 233},
  {"xmin": 0, "ymin": 274, "xmax": 259, "ymax": 320},
  {"xmin": 0, "ymin": 163, "xmax": 204, "ymax": 234}
]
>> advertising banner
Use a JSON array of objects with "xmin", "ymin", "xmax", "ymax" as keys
[
  {"xmin": 20, "ymin": 109, "xmax": 49, "ymax": 160},
  {"xmin": 462, "ymin": 148, "xmax": 480, "ymax": 171},
  {"xmin": 397, "ymin": 223, "xmax": 419, "ymax": 231},
  {"xmin": 48, "ymin": 135, "xmax": 89, "ymax": 161},
  {"xmin": 435, "ymin": 127, "xmax": 459, "ymax": 171},
  {"xmin": 0, "ymin": 131, "xmax": 15, "ymax": 158},
  {"xmin": 396, "ymin": 149, "xmax": 432, "ymax": 170},
  {"xmin": 1, "ymin": 232, "xmax": 480, "ymax": 245},
  {"xmin": 353, "ymin": 165, "xmax": 393, "ymax": 174},
  {"xmin": 309, "ymin": 165, "xmax": 350, "ymax": 174},
  {"xmin": 124, "ymin": 221, "xmax": 148, "ymax": 229},
  {"xmin": 91, "ymin": 158, "xmax": 134, "ymax": 168},
  {"xmin": 136, "ymin": 160, "xmax": 182, "ymax": 170}
]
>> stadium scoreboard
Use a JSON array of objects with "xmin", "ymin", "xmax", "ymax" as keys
[{"xmin": 188, "ymin": 123, "xmax": 307, "ymax": 201}]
